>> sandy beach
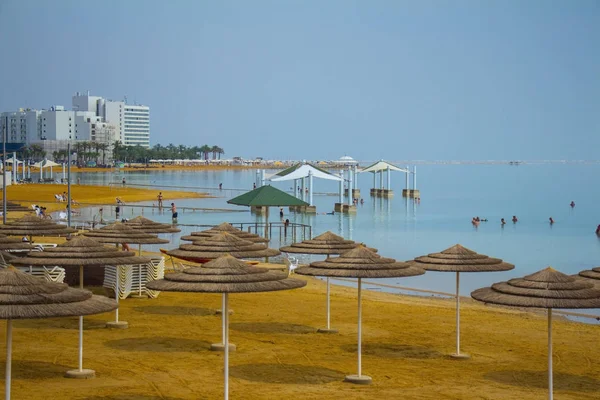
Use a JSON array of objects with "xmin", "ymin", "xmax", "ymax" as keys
[
  {"xmin": 0, "ymin": 184, "xmax": 598, "ymax": 399},
  {"xmin": 2, "ymin": 273, "xmax": 598, "ymax": 399}
]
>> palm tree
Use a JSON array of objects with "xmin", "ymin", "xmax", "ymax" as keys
[
  {"xmin": 98, "ymin": 143, "xmax": 109, "ymax": 165},
  {"xmin": 200, "ymin": 145, "xmax": 211, "ymax": 160}
]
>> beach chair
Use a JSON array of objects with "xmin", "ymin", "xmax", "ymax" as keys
[
  {"xmin": 103, "ymin": 265, "xmax": 134, "ymax": 300},
  {"xmin": 15, "ymin": 265, "xmax": 66, "ymax": 283},
  {"xmin": 283, "ymin": 254, "xmax": 298, "ymax": 276}
]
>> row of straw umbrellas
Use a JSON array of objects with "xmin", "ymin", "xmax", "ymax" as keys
[{"xmin": 0, "ymin": 216, "xmax": 598, "ymax": 400}]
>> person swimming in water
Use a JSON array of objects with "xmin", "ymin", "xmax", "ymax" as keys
[
  {"xmin": 595, "ymin": 224, "xmax": 600, "ymax": 235},
  {"xmin": 570, "ymin": 201, "xmax": 575, "ymax": 207},
  {"xmin": 501, "ymin": 218, "xmax": 506, "ymax": 225},
  {"xmin": 549, "ymin": 217, "xmax": 555, "ymax": 225},
  {"xmin": 512, "ymin": 216, "xmax": 518, "ymax": 223}
]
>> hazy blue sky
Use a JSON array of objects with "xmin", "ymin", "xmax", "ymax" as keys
[{"xmin": 0, "ymin": 1, "xmax": 598, "ymax": 160}]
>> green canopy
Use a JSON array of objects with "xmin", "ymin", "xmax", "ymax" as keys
[{"xmin": 227, "ymin": 185, "xmax": 309, "ymax": 207}]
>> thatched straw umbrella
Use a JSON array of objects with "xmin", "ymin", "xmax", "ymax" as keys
[
  {"xmin": 296, "ymin": 246, "xmax": 425, "ymax": 384},
  {"xmin": 280, "ymin": 231, "xmax": 377, "ymax": 334},
  {"xmin": 579, "ymin": 266, "xmax": 600, "ymax": 282},
  {"xmin": 0, "ymin": 215, "xmax": 77, "ymax": 241},
  {"xmin": 409, "ymin": 244, "xmax": 514, "ymax": 358},
  {"xmin": 166, "ymin": 232, "xmax": 280, "ymax": 263},
  {"xmin": 123, "ymin": 216, "xmax": 180, "ymax": 297},
  {"xmin": 84, "ymin": 222, "xmax": 170, "ymax": 301},
  {"xmin": 146, "ymin": 255, "xmax": 306, "ymax": 400},
  {"xmin": 0, "ymin": 268, "xmax": 117, "ymax": 396},
  {"xmin": 0, "ymin": 234, "xmax": 35, "ymax": 251},
  {"xmin": 11, "ymin": 236, "xmax": 150, "ymax": 377},
  {"xmin": 472, "ymin": 267, "xmax": 600, "ymax": 400},
  {"xmin": 124, "ymin": 216, "xmax": 181, "ymax": 234},
  {"xmin": 180, "ymin": 222, "xmax": 269, "ymax": 243}
]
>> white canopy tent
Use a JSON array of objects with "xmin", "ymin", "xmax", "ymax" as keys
[
  {"xmin": 33, "ymin": 159, "xmax": 61, "ymax": 181},
  {"xmin": 359, "ymin": 160, "xmax": 412, "ymax": 194},
  {"xmin": 269, "ymin": 163, "xmax": 341, "ymax": 206}
]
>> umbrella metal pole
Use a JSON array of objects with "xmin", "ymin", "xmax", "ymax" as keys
[
  {"xmin": 357, "ymin": 278, "xmax": 362, "ymax": 377},
  {"xmin": 138, "ymin": 244, "xmax": 143, "ymax": 296},
  {"xmin": 222, "ymin": 293, "xmax": 226, "ymax": 344},
  {"xmin": 327, "ymin": 277, "xmax": 331, "ymax": 329},
  {"xmin": 548, "ymin": 308, "xmax": 553, "ymax": 400},
  {"xmin": 456, "ymin": 272, "xmax": 460, "ymax": 356},
  {"xmin": 77, "ymin": 316, "xmax": 84, "ymax": 372},
  {"xmin": 5, "ymin": 319, "xmax": 12, "ymax": 400},
  {"xmin": 115, "ymin": 266, "xmax": 120, "ymax": 323},
  {"xmin": 224, "ymin": 293, "xmax": 230, "ymax": 400}
]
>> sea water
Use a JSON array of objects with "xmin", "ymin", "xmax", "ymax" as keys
[{"xmin": 66, "ymin": 164, "xmax": 600, "ymax": 305}]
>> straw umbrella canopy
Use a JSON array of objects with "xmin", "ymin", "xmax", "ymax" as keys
[
  {"xmin": 296, "ymin": 246, "xmax": 425, "ymax": 384},
  {"xmin": 83, "ymin": 221, "xmax": 170, "ymax": 246},
  {"xmin": 579, "ymin": 266, "xmax": 600, "ymax": 282},
  {"xmin": 146, "ymin": 255, "xmax": 306, "ymax": 400},
  {"xmin": 280, "ymin": 231, "xmax": 377, "ymax": 334},
  {"xmin": 11, "ymin": 236, "xmax": 150, "ymax": 376},
  {"xmin": 0, "ymin": 268, "xmax": 117, "ymax": 398},
  {"xmin": 124, "ymin": 216, "xmax": 181, "ymax": 234},
  {"xmin": 472, "ymin": 267, "xmax": 600, "ymax": 400},
  {"xmin": 180, "ymin": 222, "xmax": 269, "ymax": 243},
  {"xmin": 409, "ymin": 244, "xmax": 514, "ymax": 359},
  {"xmin": 166, "ymin": 232, "xmax": 280, "ymax": 263},
  {"xmin": 5, "ymin": 202, "xmax": 32, "ymax": 212},
  {"xmin": 0, "ymin": 215, "xmax": 77, "ymax": 241},
  {"xmin": 0, "ymin": 234, "xmax": 35, "ymax": 251}
]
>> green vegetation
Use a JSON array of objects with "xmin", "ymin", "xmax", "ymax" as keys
[{"xmin": 112, "ymin": 142, "xmax": 225, "ymax": 163}]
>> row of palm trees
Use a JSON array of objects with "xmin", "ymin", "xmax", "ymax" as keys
[
  {"xmin": 14, "ymin": 141, "xmax": 226, "ymax": 166},
  {"xmin": 112, "ymin": 143, "xmax": 225, "ymax": 163}
]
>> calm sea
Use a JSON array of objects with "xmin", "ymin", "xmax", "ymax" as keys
[{"xmin": 63, "ymin": 164, "xmax": 600, "ymax": 308}]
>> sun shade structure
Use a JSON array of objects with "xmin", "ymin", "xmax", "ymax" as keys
[
  {"xmin": 471, "ymin": 267, "xmax": 600, "ymax": 400},
  {"xmin": 359, "ymin": 160, "xmax": 407, "ymax": 173},
  {"xmin": 83, "ymin": 222, "xmax": 170, "ymax": 245},
  {"xmin": 11, "ymin": 236, "xmax": 150, "ymax": 376},
  {"xmin": 0, "ymin": 268, "xmax": 117, "ymax": 399},
  {"xmin": 32, "ymin": 159, "xmax": 60, "ymax": 168},
  {"xmin": 280, "ymin": 231, "xmax": 377, "ymax": 333},
  {"xmin": 227, "ymin": 186, "xmax": 309, "ymax": 238},
  {"xmin": 0, "ymin": 234, "xmax": 35, "ymax": 251},
  {"xmin": 167, "ymin": 232, "xmax": 280, "ymax": 263},
  {"xmin": 180, "ymin": 222, "xmax": 268, "ymax": 243},
  {"xmin": 124, "ymin": 216, "xmax": 181, "ymax": 234},
  {"xmin": 4, "ymin": 202, "xmax": 32, "ymax": 212},
  {"xmin": 409, "ymin": 244, "xmax": 514, "ymax": 358},
  {"xmin": 269, "ymin": 163, "xmax": 342, "ymax": 182},
  {"xmin": 147, "ymin": 255, "xmax": 306, "ymax": 400},
  {"xmin": 579, "ymin": 266, "xmax": 600, "ymax": 282},
  {"xmin": 0, "ymin": 215, "xmax": 77, "ymax": 241},
  {"xmin": 296, "ymin": 246, "xmax": 425, "ymax": 384}
]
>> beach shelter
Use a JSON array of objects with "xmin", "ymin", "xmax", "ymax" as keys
[
  {"xmin": 147, "ymin": 255, "xmax": 306, "ymax": 400},
  {"xmin": 11, "ymin": 236, "xmax": 149, "ymax": 377},
  {"xmin": 0, "ymin": 215, "xmax": 77, "ymax": 242},
  {"xmin": 279, "ymin": 231, "xmax": 377, "ymax": 333},
  {"xmin": 0, "ymin": 268, "xmax": 117, "ymax": 398},
  {"xmin": 4, "ymin": 202, "xmax": 33, "ymax": 212},
  {"xmin": 123, "ymin": 216, "xmax": 180, "ymax": 297},
  {"xmin": 166, "ymin": 232, "xmax": 280, "ymax": 264},
  {"xmin": 0, "ymin": 234, "xmax": 35, "ymax": 251},
  {"xmin": 227, "ymin": 185, "xmax": 308, "ymax": 238},
  {"xmin": 124, "ymin": 216, "xmax": 181, "ymax": 234},
  {"xmin": 33, "ymin": 159, "xmax": 60, "ymax": 179},
  {"xmin": 471, "ymin": 267, "xmax": 600, "ymax": 400},
  {"xmin": 84, "ymin": 222, "xmax": 169, "ymax": 321},
  {"xmin": 180, "ymin": 222, "xmax": 269, "ymax": 243},
  {"xmin": 408, "ymin": 244, "xmax": 514, "ymax": 358},
  {"xmin": 296, "ymin": 246, "xmax": 425, "ymax": 384},
  {"xmin": 359, "ymin": 160, "xmax": 408, "ymax": 193},
  {"xmin": 269, "ymin": 163, "xmax": 342, "ymax": 206}
]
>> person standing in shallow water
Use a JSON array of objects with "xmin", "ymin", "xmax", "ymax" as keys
[
  {"xmin": 157, "ymin": 192, "xmax": 163, "ymax": 208},
  {"xmin": 171, "ymin": 202, "xmax": 178, "ymax": 223}
]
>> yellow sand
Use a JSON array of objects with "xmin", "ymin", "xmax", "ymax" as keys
[
  {"xmin": 1, "ymin": 184, "xmax": 207, "ymax": 214},
  {"xmin": 4, "ymin": 274, "xmax": 600, "ymax": 399}
]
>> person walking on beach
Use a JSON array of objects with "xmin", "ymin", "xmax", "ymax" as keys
[
  {"xmin": 171, "ymin": 202, "xmax": 178, "ymax": 223},
  {"xmin": 157, "ymin": 192, "xmax": 163, "ymax": 208}
]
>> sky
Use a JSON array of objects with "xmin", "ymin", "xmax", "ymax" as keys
[{"xmin": 0, "ymin": 1, "xmax": 599, "ymax": 161}]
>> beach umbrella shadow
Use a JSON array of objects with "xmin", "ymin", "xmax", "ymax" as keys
[
  {"xmin": 0, "ymin": 360, "xmax": 72, "ymax": 380},
  {"xmin": 133, "ymin": 305, "xmax": 215, "ymax": 317},
  {"xmin": 230, "ymin": 363, "xmax": 345, "ymax": 384},
  {"xmin": 230, "ymin": 322, "xmax": 316, "ymax": 335},
  {"xmin": 339, "ymin": 343, "xmax": 443, "ymax": 360},
  {"xmin": 484, "ymin": 370, "xmax": 600, "ymax": 392},
  {"xmin": 82, "ymin": 396, "xmax": 186, "ymax": 400},
  {"xmin": 104, "ymin": 337, "xmax": 212, "ymax": 353}
]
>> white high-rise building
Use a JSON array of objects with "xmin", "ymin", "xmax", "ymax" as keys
[
  {"xmin": 0, "ymin": 109, "xmax": 42, "ymax": 143},
  {"xmin": 72, "ymin": 92, "xmax": 150, "ymax": 147}
]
